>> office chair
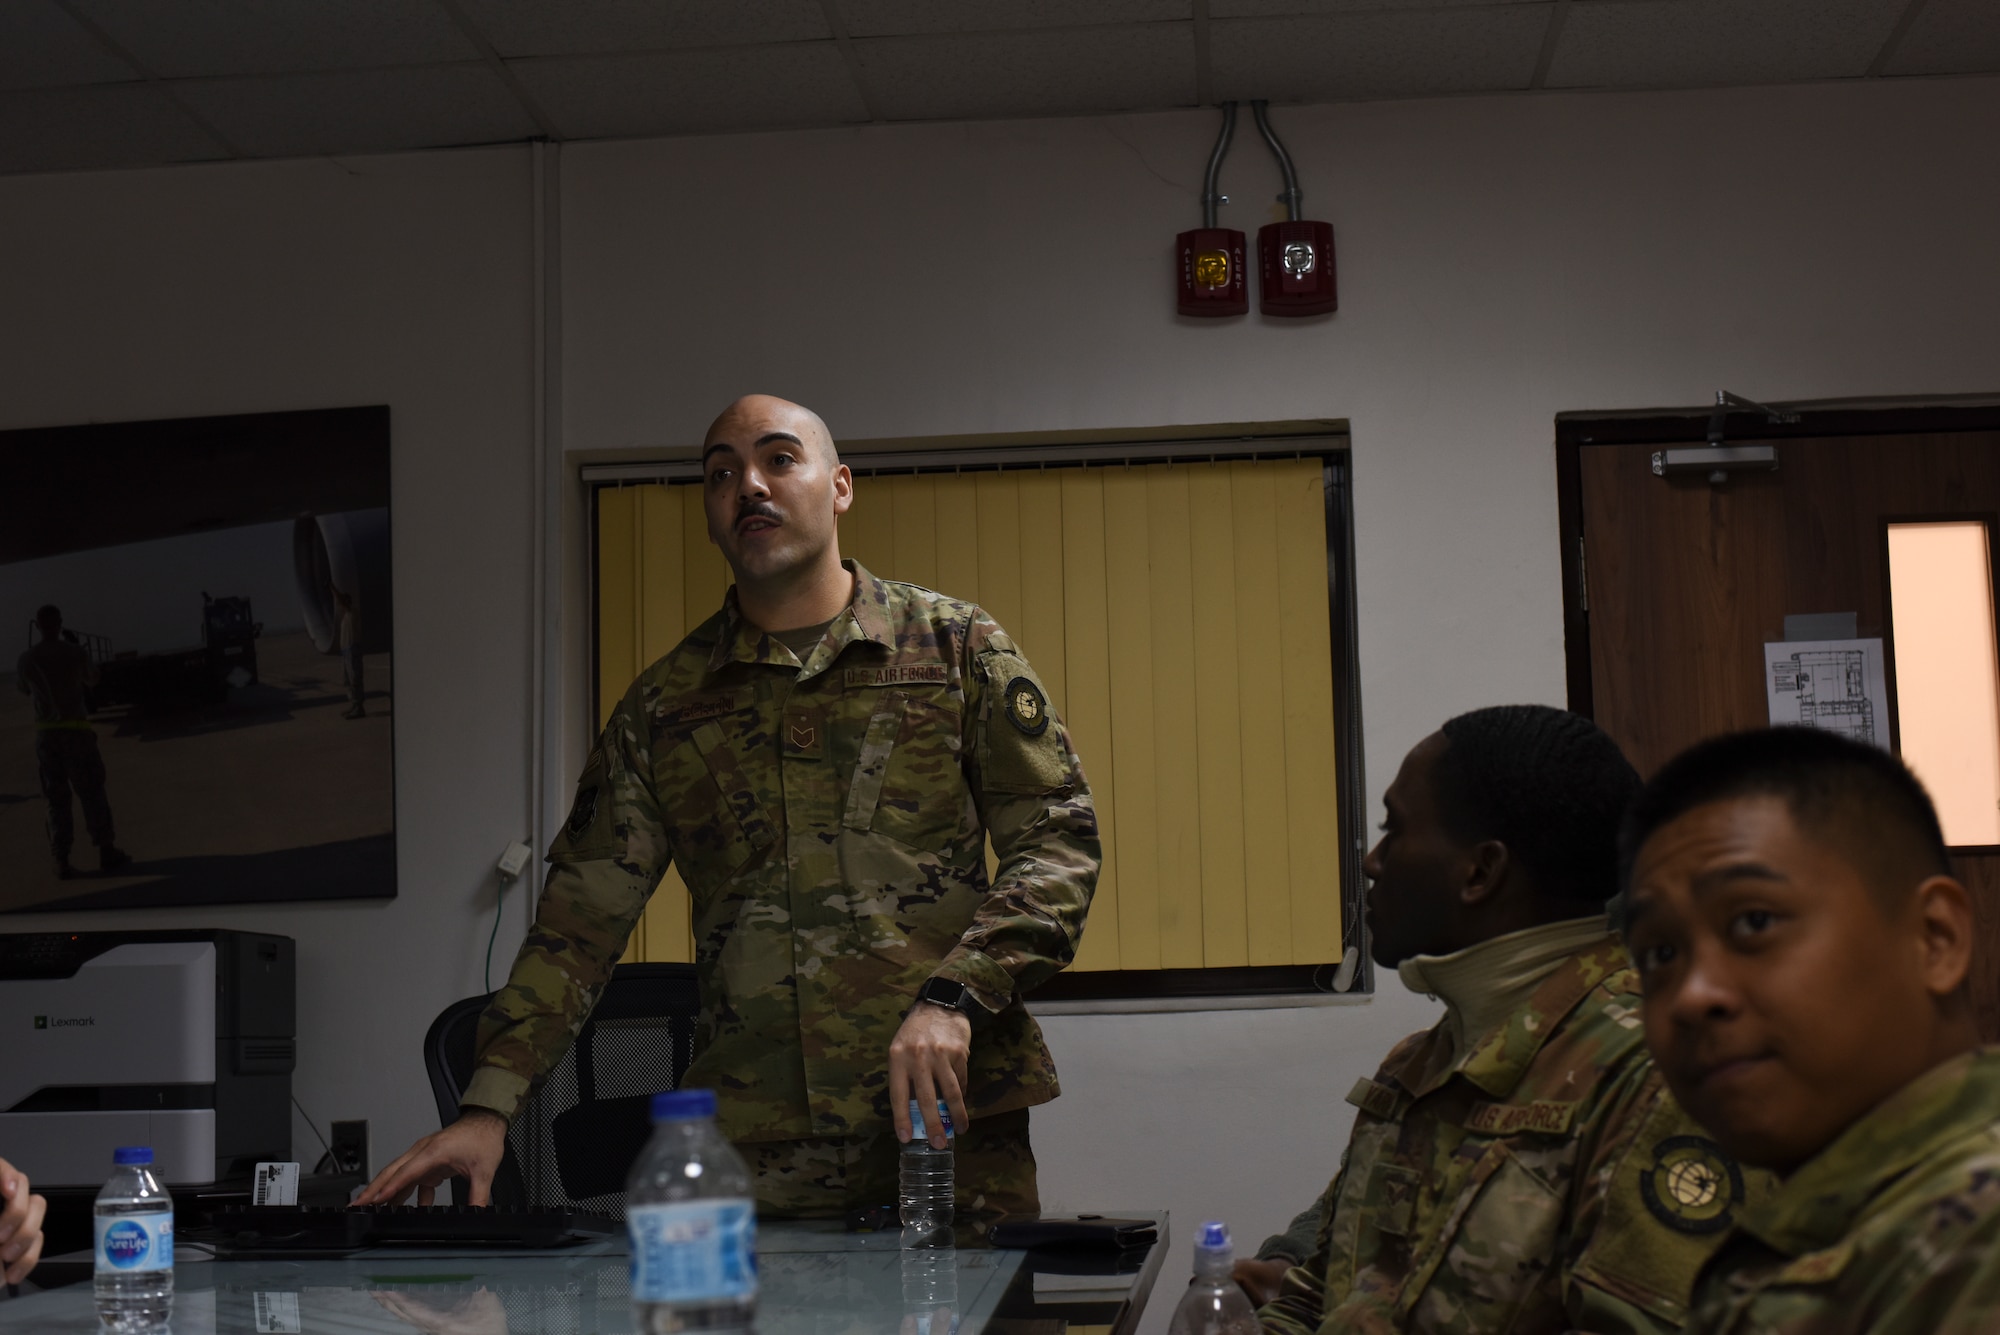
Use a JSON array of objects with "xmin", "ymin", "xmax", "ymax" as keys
[{"xmin": 423, "ymin": 962, "xmax": 701, "ymax": 1214}]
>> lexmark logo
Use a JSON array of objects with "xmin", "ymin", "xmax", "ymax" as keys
[{"xmin": 34, "ymin": 1014, "xmax": 93, "ymax": 1029}]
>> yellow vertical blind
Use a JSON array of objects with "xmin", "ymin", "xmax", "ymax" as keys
[{"xmin": 592, "ymin": 458, "xmax": 1344, "ymax": 970}]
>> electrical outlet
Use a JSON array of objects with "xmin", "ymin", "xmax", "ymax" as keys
[
  {"xmin": 330, "ymin": 1120, "xmax": 369, "ymax": 1178},
  {"xmin": 497, "ymin": 840, "xmax": 533, "ymax": 880}
]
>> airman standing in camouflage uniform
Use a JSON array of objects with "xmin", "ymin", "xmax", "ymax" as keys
[
  {"xmin": 1620, "ymin": 728, "xmax": 2000, "ymax": 1334},
  {"xmin": 360, "ymin": 395, "xmax": 1099, "ymax": 1218},
  {"xmin": 1250, "ymin": 707, "xmax": 1767, "ymax": 1335}
]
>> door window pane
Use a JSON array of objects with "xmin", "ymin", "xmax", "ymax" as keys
[{"xmin": 1887, "ymin": 520, "xmax": 2000, "ymax": 846}]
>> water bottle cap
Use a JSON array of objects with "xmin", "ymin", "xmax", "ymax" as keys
[
  {"xmin": 906, "ymin": 1099, "xmax": 954, "ymax": 1140},
  {"xmin": 113, "ymin": 1147, "xmax": 154, "ymax": 1166},
  {"xmin": 651, "ymin": 1088, "xmax": 717, "ymax": 1121},
  {"xmin": 1197, "ymin": 1220, "xmax": 1231, "ymax": 1251}
]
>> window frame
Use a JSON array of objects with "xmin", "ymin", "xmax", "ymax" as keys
[{"xmin": 582, "ymin": 425, "xmax": 1369, "ymax": 1001}]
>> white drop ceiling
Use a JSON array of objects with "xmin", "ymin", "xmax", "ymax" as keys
[{"xmin": 0, "ymin": 0, "xmax": 1990, "ymax": 177}]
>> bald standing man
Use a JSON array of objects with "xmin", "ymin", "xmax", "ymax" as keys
[{"xmin": 361, "ymin": 396, "xmax": 1100, "ymax": 1219}]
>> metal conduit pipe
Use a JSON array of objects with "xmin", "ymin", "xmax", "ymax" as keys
[
  {"xmin": 1201, "ymin": 100, "xmax": 1238, "ymax": 228},
  {"xmin": 1251, "ymin": 99, "xmax": 1304, "ymax": 221}
]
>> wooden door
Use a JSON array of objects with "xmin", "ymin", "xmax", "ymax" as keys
[{"xmin": 1573, "ymin": 428, "xmax": 2000, "ymax": 1035}]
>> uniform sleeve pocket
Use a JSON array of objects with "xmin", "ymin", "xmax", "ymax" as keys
[
  {"xmin": 549, "ymin": 743, "xmax": 619, "ymax": 862},
  {"xmin": 977, "ymin": 649, "xmax": 1072, "ymax": 795}
]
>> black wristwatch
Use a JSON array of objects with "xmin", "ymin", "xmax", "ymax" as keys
[{"xmin": 916, "ymin": 976, "xmax": 982, "ymax": 1022}]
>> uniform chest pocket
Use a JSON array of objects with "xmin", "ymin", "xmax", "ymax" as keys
[
  {"xmin": 1368, "ymin": 1163, "xmax": 1422, "ymax": 1238},
  {"xmin": 842, "ymin": 690, "xmax": 966, "ymax": 853},
  {"xmin": 1403, "ymin": 1144, "xmax": 1563, "ymax": 1331},
  {"xmin": 655, "ymin": 722, "xmax": 774, "ymax": 890}
]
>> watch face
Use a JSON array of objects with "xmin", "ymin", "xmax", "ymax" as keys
[{"xmin": 923, "ymin": 979, "xmax": 970, "ymax": 1011}]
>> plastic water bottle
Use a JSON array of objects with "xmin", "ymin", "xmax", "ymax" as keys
[
  {"xmin": 901, "ymin": 1246, "xmax": 960, "ymax": 1335},
  {"xmin": 1168, "ymin": 1221, "xmax": 1260, "ymax": 1335},
  {"xmin": 626, "ymin": 1088, "xmax": 757, "ymax": 1334},
  {"xmin": 899, "ymin": 1098, "xmax": 954, "ymax": 1247},
  {"xmin": 94, "ymin": 1146, "xmax": 173, "ymax": 1333}
]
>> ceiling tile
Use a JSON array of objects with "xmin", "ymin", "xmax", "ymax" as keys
[
  {"xmin": 854, "ymin": 24, "xmax": 1196, "ymax": 119},
  {"xmin": 839, "ymin": 0, "xmax": 1189, "ymax": 38},
  {"xmin": 1547, "ymin": 0, "xmax": 1908, "ymax": 89},
  {"xmin": 1883, "ymin": 0, "xmax": 2000, "ymax": 77},
  {"xmin": 0, "ymin": 83, "xmax": 223, "ymax": 173},
  {"xmin": 68, "ymin": 0, "xmax": 480, "ymax": 77},
  {"xmin": 170, "ymin": 64, "xmax": 539, "ymax": 158},
  {"xmin": 510, "ymin": 43, "xmax": 867, "ymax": 139},
  {"xmin": 1209, "ymin": 6, "xmax": 1549, "ymax": 103},
  {"xmin": 1212, "ymin": 0, "xmax": 1529, "ymax": 15},
  {"xmin": 0, "ymin": 0, "xmax": 136, "ymax": 90},
  {"xmin": 454, "ymin": 0, "xmax": 830, "ymax": 59}
]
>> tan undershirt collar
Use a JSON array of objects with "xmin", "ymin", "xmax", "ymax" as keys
[{"xmin": 1397, "ymin": 914, "xmax": 1611, "ymax": 1072}]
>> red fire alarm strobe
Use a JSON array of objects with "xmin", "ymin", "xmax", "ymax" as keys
[
  {"xmin": 1258, "ymin": 219, "xmax": 1336, "ymax": 316},
  {"xmin": 1176, "ymin": 102, "xmax": 1248, "ymax": 318},
  {"xmin": 1178, "ymin": 226, "xmax": 1247, "ymax": 318},
  {"xmin": 1252, "ymin": 101, "xmax": 1337, "ymax": 317}
]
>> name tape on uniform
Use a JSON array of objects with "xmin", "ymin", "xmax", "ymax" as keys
[
  {"xmin": 1463, "ymin": 1100, "xmax": 1579, "ymax": 1136},
  {"xmin": 845, "ymin": 664, "xmax": 950, "ymax": 687}
]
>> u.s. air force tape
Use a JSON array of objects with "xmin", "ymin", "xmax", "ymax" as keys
[
  {"xmin": 1639, "ymin": 1134, "xmax": 1745, "ymax": 1234},
  {"xmin": 1004, "ymin": 676, "xmax": 1049, "ymax": 736}
]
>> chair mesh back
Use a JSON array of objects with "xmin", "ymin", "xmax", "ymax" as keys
[{"xmin": 425, "ymin": 963, "xmax": 700, "ymax": 1215}]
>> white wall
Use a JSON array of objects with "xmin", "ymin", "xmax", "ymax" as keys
[
  {"xmin": 0, "ymin": 147, "xmax": 540, "ymax": 1175},
  {"xmin": 3, "ymin": 68, "xmax": 1998, "ymax": 1331},
  {"xmin": 554, "ymin": 73, "xmax": 2000, "ymax": 1323}
]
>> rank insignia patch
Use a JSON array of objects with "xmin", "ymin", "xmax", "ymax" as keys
[
  {"xmin": 1639, "ymin": 1134, "xmax": 1745, "ymax": 1234},
  {"xmin": 565, "ymin": 784, "xmax": 599, "ymax": 836},
  {"xmin": 1004, "ymin": 676, "xmax": 1049, "ymax": 736}
]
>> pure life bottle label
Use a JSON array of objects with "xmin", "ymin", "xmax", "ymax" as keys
[
  {"xmin": 628, "ymin": 1199, "xmax": 756, "ymax": 1303},
  {"xmin": 95, "ymin": 1212, "xmax": 174, "ymax": 1273}
]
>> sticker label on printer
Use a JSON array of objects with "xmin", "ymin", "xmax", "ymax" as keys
[
  {"xmin": 96, "ymin": 1212, "xmax": 173, "ymax": 1272},
  {"xmin": 628, "ymin": 1199, "xmax": 757, "ymax": 1303}
]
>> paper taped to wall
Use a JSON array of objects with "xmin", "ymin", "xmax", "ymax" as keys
[{"xmin": 1764, "ymin": 638, "xmax": 1891, "ymax": 749}]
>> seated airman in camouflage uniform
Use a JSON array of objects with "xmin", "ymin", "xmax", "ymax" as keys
[
  {"xmin": 1621, "ymin": 728, "xmax": 2000, "ymax": 1335},
  {"xmin": 1249, "ymin": 706, "xmax": 1767, "ymax": 1335},
  {"xmin": 359, "ymin": 395, "xmax": 1099, "ymax": 1219}
]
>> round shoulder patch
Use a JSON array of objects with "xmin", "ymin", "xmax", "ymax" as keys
[
  {"xmin": 1003, "ymin": 676, "xmax": 1050, "ymax": 736},
  {"xmin": 1639, "ymin": 1134, "xmax": 1745, "ymax": 1234},
  {"xmin": 565, "ymin": 784, "xmax": 600, "ymax": 837}
]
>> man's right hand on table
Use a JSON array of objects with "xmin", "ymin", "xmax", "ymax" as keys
[
  {"xmin": 1232, "ymin": 1257, "xmax": 1292, "ymax": 1308},
  {"xmin": 353, "ymin": 1110, "xmax": 508, "ymax": 1207}
]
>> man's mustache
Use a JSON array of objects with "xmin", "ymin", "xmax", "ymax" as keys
[{"xmin": 736, "ymin": 502, "xmax": 782, "ymax": 524}]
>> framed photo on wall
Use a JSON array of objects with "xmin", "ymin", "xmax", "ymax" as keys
[{"xmin": 0, "ymin": 407, "xmax": 396, "ymax": 913}]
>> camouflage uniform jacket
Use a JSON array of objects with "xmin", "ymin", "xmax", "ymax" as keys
[
  {"xmin": 1260, "ymin": 938, "xmax": 1761, "ymax": 1335},
  {"xmin": 462, "ymin": 562, "xmax": 1101, "ymax": 1143},
  {"xmin": 1685, "ymin": 1048, "xmax": 2000, "ymax": 1335}
]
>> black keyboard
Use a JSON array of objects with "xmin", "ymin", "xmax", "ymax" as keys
[{"xmin": 208, "ymin": 1205, "xmax": 620, "ymax": 1252}]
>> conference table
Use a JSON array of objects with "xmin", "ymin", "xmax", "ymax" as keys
[{"xmin": 0, "ymin": 1211, "xmax": 1170, "ymax": 1335}]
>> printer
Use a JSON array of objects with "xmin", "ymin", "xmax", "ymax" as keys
[{"xmin": 0, "ymin": 929, "xmax": 295, "ymax": 1188}]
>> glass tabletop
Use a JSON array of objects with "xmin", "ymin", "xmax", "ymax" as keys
[{"xmin": 0, "ymin": 1213, "xmax": 1168, "ymax": 1335}]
